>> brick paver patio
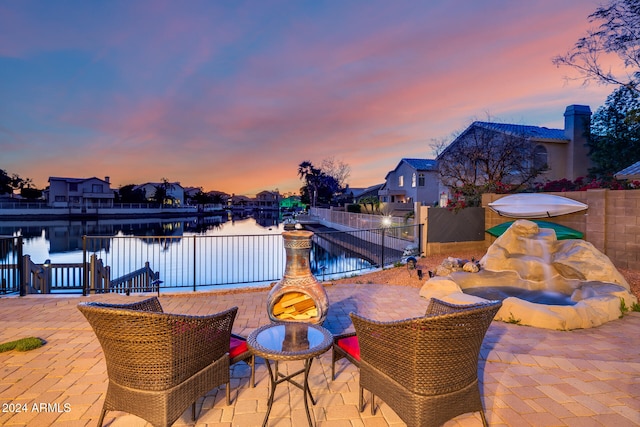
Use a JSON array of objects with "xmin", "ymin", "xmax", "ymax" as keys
[{"xmin": 0, "ymin": 283, "xmax": 638, "ymax": 426}]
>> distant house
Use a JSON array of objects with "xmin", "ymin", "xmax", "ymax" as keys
[
  {"xmin": 182, "ymin": 186, "xmax": 202, "ymax": 205},
  {"xmin": 255, "ymin": 191, "xmax": 281, "ymax": 210},
  {"xmin": 229, "ymin": 194, "xmax": 254, "ymax": 211},
  {"xmin": 46, "ymin": 176, "xmax": 115, "ymax": 208},
  {"xmin": 438, "ymin": 104, "xmax": 593, "ymax": 189},
  {"xmin": 379, "ymin": 159, "xmax": 440, "ymax": 206},
  {"xmin": 134, "ymin": 182, "xmax": 185, "ymax": 206},
  {"xmin": 343, "ymin": 184, "xmax": 384, "ymax": 203}
]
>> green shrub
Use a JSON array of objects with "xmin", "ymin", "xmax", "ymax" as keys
[{"xmin": 0, "ymin": 337, "xmax": 44, "ymax": 353}]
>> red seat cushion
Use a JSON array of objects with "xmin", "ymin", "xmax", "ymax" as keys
[
  {"xmin": 337, "ymin": 336, "xmax": 360, "ymax": 361},
  {"xmin": 229, "ymin": 336, "xmax": 249, "ymax": 359}
]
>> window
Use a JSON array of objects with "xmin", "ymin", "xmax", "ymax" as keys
[
  {"xmin": 533, "ymin": 145, "xmax": 548, "ymax": 170},
  {"xmin": 92, "ymin": 184, "xmax": 103, "ymax": 193},
  {"xmin": 55, "ymin": 196, "xmax": 66, "ymax": 202},
  {"xmin": 69, "ymin": 183, "xmax": 78, "ymax": 192},
  {"xmin": 411, "ymin": 173, "xmax": 416, "ymax": 187},
  {"xmin": 398, "ymin": 175, "xmax": 404, "ymax": 187},
  {"xmin": 418, "ymin": 173, "xmax": 425, "ymax": 187}
]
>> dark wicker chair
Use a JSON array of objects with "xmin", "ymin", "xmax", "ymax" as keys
[
  {"xmin": 335, "ymin": 298, "xmax": 501, "ymax": 427},
  {"xmin": 78, "ymin": 297, "xmax": 252, "ymax": 427}
]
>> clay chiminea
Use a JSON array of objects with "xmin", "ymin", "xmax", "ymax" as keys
[{"xmin": 267, "ymin": 230, "xmax": 329, "ymax": 324}]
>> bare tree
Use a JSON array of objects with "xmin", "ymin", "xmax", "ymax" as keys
[
  {"xmin": 321, "ymin": 157, "xmax": 351, "ymax": 188},
  {"xmin": 553, "ymin": 0, "xmax": 640, "ymax": 93},
  {"xmin": 153, "ymin": 178, "xmax": 176, "ymax": 206},
  {"xmin": 437, "ymin": 123, "xmax": 545, "ymax": 205}
]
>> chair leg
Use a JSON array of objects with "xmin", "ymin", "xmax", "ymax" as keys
[
  {"xmin": 358, "ymin": 385, "xmax": 364, "ymax": 412},
  {"xmin": 480, "ymin": 409, "xmax": 488, "ymax": 427},
  {"xmin": 192, "ymin": 402, "xmax": 197, "ymax": 421},
  {"xmin": 370, "ymin": 391, "xmax": 376, "ymax": 415},
  {"xmin": 226, "ymin": 380, "xmax": 231, "ymax": 405},
  {"xmin": 250, "ymin": 355, "xmax": 255, "ymax": 388},
  {"xmin": 97, "ymin": 407, "xmax": 107, "ymax": 426},
  {"xmin": 331, "ymin": 349, "xmax": 336, "ymax": 380}
]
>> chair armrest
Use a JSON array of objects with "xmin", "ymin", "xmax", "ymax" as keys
[{"xmin": 333, "ymin": 331, "xmax": 357, "ymax": 341}]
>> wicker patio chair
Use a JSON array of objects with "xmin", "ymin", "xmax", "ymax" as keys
[
  {"xmin": 343, "ymin": 298, "xmax": 501, "ymax": 427},
  {"xmin": 78, "ymin": 297, "xmax": 250, "ymax": 427},
  {"xmin": 331, "ymin": 297, "xmax": 484, "ymax": 380}
]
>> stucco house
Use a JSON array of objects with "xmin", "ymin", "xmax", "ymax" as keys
[
  {"xmin": 134, "ymin": 182, "xmax": 185, "ymax": 206},
  {"xmin": 438, "ymin": 105, "xmax": 592, "ymax": 188},
  {"xmin": 45, "ymin": 176, "xmax": 115, "ymax": 208},
  {"xmin": 378, "ymin": 158, "xmax": 440, "ymax": 206},
  {"xmin": 376, "ymin": 105, "xmax": 593, "ymax": 208},
  {"xmin": 255, "ymin": 191, "xmax": 281, "ymax": 210}
]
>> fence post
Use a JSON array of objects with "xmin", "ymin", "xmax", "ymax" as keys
[
  {"xmin": 89, "ymin": 254, "xmax": 97, "ymax": 294},
  {"xmin": 381, "ymin": 227, "xmax": 386, "ymax": 268},
  {"xmin": 18, "ymin": 236, "xmax": 25, "ymax": 297},
  {"xmin": 82, "ymin": 236, "xmax": 88, "ymax": 296},
  {"xmin": 42, "ymin": 259, "xmax": 52, "ymax": 293},
  {"xmin": 21, "ymin": 254, "xmax": 30, "ymax": 296}
]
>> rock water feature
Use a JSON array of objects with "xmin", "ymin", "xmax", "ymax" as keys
[{"xmin": 420, "ymin": 220, "xmax": 637, "ymax": 330}]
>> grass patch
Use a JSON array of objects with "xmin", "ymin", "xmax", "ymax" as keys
[
  {"xmin": 0, "ymin": 337, "xmax": 45, "ymax": 353},
  {"xmin": 620, "ymin": 298, "xmax": 630, "ymax": 318},
  {"xmin": 506, "ymin": 313, "xmax": 521, "ymax": 325}
]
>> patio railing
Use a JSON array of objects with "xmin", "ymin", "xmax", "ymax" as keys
[
  {"xmin": 0, "ymin": 236, "xmax": 22, "ymax": 295},
  {"xmin": 2, "ymin": 224, "xmax": 421, "ymax": 295}
]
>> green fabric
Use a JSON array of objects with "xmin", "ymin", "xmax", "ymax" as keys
[{"xmin": 486, "ymin": 220, "xmax": 584, "ymax": 240}]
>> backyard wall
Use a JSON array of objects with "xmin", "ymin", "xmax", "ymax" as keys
[
  {"xmin": 483, "ymin": 189, "xmax": 640, "ymax": 270},
  {"xmin": 415, "ymin": 205, "xmax": 487, "ymax": 256}
]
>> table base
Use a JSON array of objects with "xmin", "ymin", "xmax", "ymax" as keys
[{"xmin": 262, "ymin": 358, "xmax": 317, "ymax": 427}]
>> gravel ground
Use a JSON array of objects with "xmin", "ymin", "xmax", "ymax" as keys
[{"xmin": 332, "ymin": 252, "xmax": 640, "ymax": 300}]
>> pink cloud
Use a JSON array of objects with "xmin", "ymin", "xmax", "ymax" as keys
[{"xmin": 1, "ymin": 0, "xmax": 613, "ymax": 196}]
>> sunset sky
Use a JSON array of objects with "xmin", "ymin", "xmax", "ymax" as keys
[{"xmin": 0, "ymin": 0, "xmax": 615, "ymax": 196}]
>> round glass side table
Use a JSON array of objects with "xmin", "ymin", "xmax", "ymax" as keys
[{"xmin": 247, "ymin": 322, "xmax": 333, "ymax": 427}]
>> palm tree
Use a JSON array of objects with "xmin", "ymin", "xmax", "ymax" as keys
[{"xmin": 298, "ymin": 161, "xmax": 322, "ymax": 207}]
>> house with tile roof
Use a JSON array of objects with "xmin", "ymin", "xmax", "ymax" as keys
[
  {"xmin": 377, "ymin": 105, "xmax": 593, "ymax": 209},
  {"xmin": 255, "ymin": 190, "xmax": 281, "ymax": 210},
  {"xmin": 134, "ymin": 182, "xmax": 185, "ymax": 205},
  {"xmin": 45, "ymin": 176, "xmax": 115, "ymax": 208},
  {"xmin": 438, "ymin": 105, "xmax": 592, "ymax": 188},
  {"xmin": 378, "ymin": 158, "xmax": 440, "ymax": 206}
]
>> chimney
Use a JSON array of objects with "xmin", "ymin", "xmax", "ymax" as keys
[
  {"xmin": 564, "ymin": 105, "xmax": 592, "ymax": 180},
  {"xmin": 105, "ymin": 176, "xmax": 110, "ymax": 183}
]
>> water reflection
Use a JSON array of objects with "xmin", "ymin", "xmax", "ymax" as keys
[{"xmin": 1, "ymin": 213, "xmax": 374, "ymax": 287}]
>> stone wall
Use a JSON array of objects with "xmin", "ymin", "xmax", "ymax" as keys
[{"xmin": 483, "ymin": 189, "xmax": 640, "ymax": 270}]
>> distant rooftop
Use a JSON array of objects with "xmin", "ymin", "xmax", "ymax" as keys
[
  {"xmin": 402, "ymin": 158, "xmax": 437, "ymax": 170},
  {"xmin": 615, "ymin": 160, "xmax": 640, "ymax": 180}
]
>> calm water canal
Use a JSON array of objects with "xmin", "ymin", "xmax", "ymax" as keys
[{"xmin": 1, "ymin": 214, "xmax": 373, "ymax": 289}]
